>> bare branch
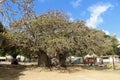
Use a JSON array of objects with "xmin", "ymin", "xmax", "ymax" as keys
[{"xmin": 0, "ymin": 0, "xmax": 6, "ymax": 4}]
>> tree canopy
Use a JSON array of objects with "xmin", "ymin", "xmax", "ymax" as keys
[
  {"xmin": 0, "ymin": 5, "xmax": 120, "ymax": 66},
  {"xmin": 8, "ymin": 10, "xmax": 119, "ymax": 66}
]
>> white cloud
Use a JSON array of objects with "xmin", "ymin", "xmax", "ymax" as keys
[
  {"xmin": 70, "ymin": 0, "xmax": 82, "ymax": 8},
  {"xmin": 69, "ymin": 17, "xmax": 74, "ymax": 22},
  {"xmin": 117, "ymin": 38, "xmax": 120, "ymax": 44},
  {"xmin": 86, "ymin": 3, "xmax": 113, "ymax": 28},
  {"xmin": 67, "ymin": 12, "xmax": 74, "ymax": 22},
  {"xmin": 117, "ymin": 38, "xmax": 120, "ymax": 41},
  {"xmin": 102, "ymin": 30, "xmax": 110, "ymax": 35}
]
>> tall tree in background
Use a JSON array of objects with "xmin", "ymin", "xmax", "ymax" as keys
[
  {"xmin": 0, "ymin": 0, "xmax": 36, "ymax": 65},
  {"xmin": 108, "ymin": 35, "xmax": 119, "ymax": 70},
  {"xmin": 87, "ymin": 29, "xmax": 113, "ymax": 56},
  {"xmin": 0, "ymin": 22, "xmax": 5, "ymax": 56}
]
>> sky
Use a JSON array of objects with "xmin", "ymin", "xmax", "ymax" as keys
[{"xmin": 35, "ymin": 0, "xmax": 120, "ymax": 40}]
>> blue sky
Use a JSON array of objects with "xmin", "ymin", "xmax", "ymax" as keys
[{"xmin": 35, "ymin": 0, "xmax": 120, "ymax": 40}]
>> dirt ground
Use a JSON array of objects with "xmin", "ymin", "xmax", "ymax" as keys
[
  {"xmin": 18, "ymin": 68, "xmax": 120, "ymax": 80},
  {"xmin": 0, "ymin": 62, "xmax": 120, "ymax": 80}
]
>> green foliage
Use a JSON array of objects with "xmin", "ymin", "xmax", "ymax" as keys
[
  {"xmin": 0, "ymin": 0, "xmax": 119, "ymax": 63},
  {"xmin": 0, "ymin": 22, "xmax": 5, "ymax": 32},
  {"xmin": 107, "ymin": 35, "xmax": 119, "ymax": 55},
  {"xmin": 5, "ymin": 10, "xmax": 120, "ymax": 59},
  {"xmin": 0, "ymin": 22, "xmax": 6, "ymax": 56},
  {"xmin": 0, "ymin": 48, "xmax": 4, "ymax": 56}
]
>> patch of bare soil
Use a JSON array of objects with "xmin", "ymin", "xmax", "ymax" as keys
[
  {"xmin": 19, "ymin": 66, "xmax": 120, "ymax": 80},
  {"xmin": 0, "ymin": 63, "xmax": 120, "ymax": 80}
]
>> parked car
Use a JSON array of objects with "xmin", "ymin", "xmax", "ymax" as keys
[
  {"xmin": 0, "ymin": 56, "xmax": 6, "ymax": 61},
  {"xmin": 66, "ymin": 56, "xmax": 83, "ymax": 64}
]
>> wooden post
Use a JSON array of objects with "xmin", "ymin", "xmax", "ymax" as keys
[{"xmin": 112, "ymin": 55, "xmax": 115, "ymax": 70}]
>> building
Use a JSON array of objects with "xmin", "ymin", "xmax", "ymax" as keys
[{"xmin": 100, "ymin": 55, "xmax": 120, "ymax": 63}]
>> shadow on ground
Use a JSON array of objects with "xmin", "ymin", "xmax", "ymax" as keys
[
  {"xmin": 1, "ymin": 63, "xmax": 119, "ymax": 80},
  {"xmin": 0, "ymin": 64, "xmax": 26, "ymax": 80},
  {"xmin": 56, "ymin": 64, "xmax": 114, "ymax": 73},
  {"xmin": 24, "ymin": 64, "xmax": 113, "ymax": 73}
]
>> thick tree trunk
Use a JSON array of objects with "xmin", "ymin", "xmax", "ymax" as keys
[
  {"xmin": 112, "ymin": 55, "xmax": 115, "ymax": 70},
  {"xmin": 11, "ymin": 54, "xmax": 18, "ymax": 65},
  {"xmin": 58, "ymin": 54, "xmax": 67, "ymax": 69},
  {"xmin": 37, "ymin": 50, "xmax": 51, "ymax": 68},
  {"xmin": 37, "ymin": 56, "xmax": 41, "ymax": 66}
]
